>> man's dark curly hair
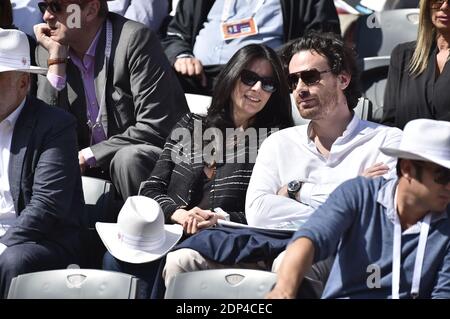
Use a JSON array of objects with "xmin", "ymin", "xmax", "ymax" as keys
[{"xmin": 278, "ymin": 31, "xmax": 361, "ymax": 110}]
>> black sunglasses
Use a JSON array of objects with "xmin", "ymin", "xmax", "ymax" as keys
[
  {"xmin": 38, "ymin": 1, "xmax": 63, "ymax": 15},
  {"xmin": 415, "ymin": 161, "xmax": 450, "ymax": 185},
  {"xmin": 287, "ymin": 68, "xmax": 332, "ymax": 90},
  {"xmin": 431, "ymin": 0, "xmax": 449, "ymax": 9},
  {"xmin": 240, "ymin": 69, "xmax": 276, "ymax": 93}
]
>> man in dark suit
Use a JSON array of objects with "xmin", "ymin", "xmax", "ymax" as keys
[
  {"xmin": 34, "ymin": 0, "xmax": 189, "ymax": 199},
  {"xmin": 0, "ymin": 28, "xmax": 87, "ymax": 298}
]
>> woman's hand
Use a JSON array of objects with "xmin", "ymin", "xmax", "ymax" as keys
[{"xmin": 171, "ymin": 207, "xmax": 218, "ymax": 235}]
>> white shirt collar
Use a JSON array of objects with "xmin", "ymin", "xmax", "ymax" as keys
[
  {"xmin": 305, "ymin": 113, "xmax": 360, "ymax": 146},
  {"xmin": 1, "ymin": 98, "xmax": 26, "ymax": 129}
]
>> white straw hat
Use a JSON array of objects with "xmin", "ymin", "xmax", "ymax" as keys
[
  {"xmin": 380, "ymin": 119, "xmax": 450, "ymax": 169},
  {"xmin": 0, "ymin": 28, "xmax": 47, "ymax": 74},
  {"xmin": 96, "ymin": 196, "xmax": 183, "ymax": 264}
]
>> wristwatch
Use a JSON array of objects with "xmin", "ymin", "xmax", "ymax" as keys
[{"xmin": 287, "ymin": 180, "xmax": 303, "ymax": 200}]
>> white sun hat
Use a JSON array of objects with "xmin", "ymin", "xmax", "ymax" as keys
[
  {"xmin": 96, "ymin": 196, "xmax": 183, "ymax": 264},
  {"xmin": 380, "ymin": 119, "xmax": 450, "ymax": 169},
  {"xmin": 0, "ymin": 28, "xmax": 47, "ymax": 74}
]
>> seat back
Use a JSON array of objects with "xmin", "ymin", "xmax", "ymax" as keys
[
  {"xmin": 185, "ymin": 93, "xmax": 212, "ymax": 116},
  {"xmin": 290, "ymin": 94, "xmax": 310, "ymax": 126},
  {"xmin": 359, "ymin": 56, "xmax": 391, "ymax": 123},
  {"xmin": 165, "ymin": 269, "xmax": 277, "ymax": 299},
  {"xmin": 383, "ymin": 0, "xmax": 419, "ymax": 10},
  {"xmin": 81, "ymin": 176, "xmax": 121, "ymax": 268},
  {"xmin": 354, "ymin": 97, "xmax": 373, "ymax": 121},
  {"xmin": 347, "ymin": 8, "xmax": 419, "ymax": 58},
  {"xmin": 7, "ymin": 269, "xmax": 147, "ymax": 299},
  {"xmin": 82, "ymin": 176, "xmax": 119, "ymax": 227}
]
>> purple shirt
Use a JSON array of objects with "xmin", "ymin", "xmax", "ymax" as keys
[
  {"xmin": 70, "ymin": 27, "xmax": 106, "ymax": 146},
  {"xmin": 46, "ymin": 26, "xmax": 105, "ymax": 167}
]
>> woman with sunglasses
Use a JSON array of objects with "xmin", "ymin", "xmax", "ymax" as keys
[
  {"xmin": 102, "ymin": 43, "xmax": 293, "ymax": 294},
  {"xmin": 382, "ymin": 0, "xmax": 450, "ymax": 129},
  {"xmin": 139, "ymin": 43, "xmax": 293, "ymax": 233}
]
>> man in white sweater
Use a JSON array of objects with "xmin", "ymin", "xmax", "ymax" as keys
[{"xmin": 162, "ymin": 32, "xmax": 402, "ymax": 295}]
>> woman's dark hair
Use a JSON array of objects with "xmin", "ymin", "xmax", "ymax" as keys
[
  {"xmin": 206, "ymin": 44, "xmax": 293, "ymax": 131},
  {"xmin": 0, "ymin": 0, "xmax": 13, "ymax": 28},
  {"xmin": 278, "ymin": 31, "xmax": 361, "ymax": 110}
]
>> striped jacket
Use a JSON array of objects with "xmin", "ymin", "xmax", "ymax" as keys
[{"xmin": 140, "ymin": 113, "xmax": 274, "ymax": 224}]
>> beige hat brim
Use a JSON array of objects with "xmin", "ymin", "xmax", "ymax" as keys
[
  {"xmin": 0, "ymin": 65, "xmax": 48, "ymax": 75},
  {"xmin": 96, "ymin": 222, "xmax": 183, "ymax": 264},
  {"xmin": 380, "ymin": 147, "xmax": 450, "ymax": 169}
]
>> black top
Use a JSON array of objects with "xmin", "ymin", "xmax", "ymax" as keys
[
  {"xmin": 382, "ymin": 41, "xmax": 450, "ymax": 129},
  {"xmin": 162, "ymin": 0, "xmax": 341, "ymax": 65},
  {"xmin": 139, "ymin": 113, "xmax": 275, "ymax": 224}
]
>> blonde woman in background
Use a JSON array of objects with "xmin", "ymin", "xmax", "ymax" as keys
[{"xmin": 382, "ymin": 0, "xmax": 450, "ymax": 129}]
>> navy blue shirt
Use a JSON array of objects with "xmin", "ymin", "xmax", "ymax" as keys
[{"xmin": 293, "ymin": 177, "xmax": 450, "ymax": 299}]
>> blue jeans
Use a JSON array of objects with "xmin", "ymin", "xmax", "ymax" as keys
[{"xmin": 102, "ymin": 251, "xmax": 162, "ymax": 298}]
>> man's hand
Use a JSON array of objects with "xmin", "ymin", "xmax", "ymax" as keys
[
  {"xmin": 265, "ymin": 284, "xmax": 296, "ymax": 299},
  {"xmin": 171, "ymin": 207, "xmax": 217, "ymax": 235},
  {"xmin": 174, "ymin": 57, "xmax": 207, "ymax": 87},
  {"xmin": 361, "ymin": 162, "xmax": 389, "ymax": 178},
  {"xmin": 34, "ymin": 23, "xmax": 68, "ymax": 58},
  {"xmin": 277, "ymin": 185, "xmax": 289, "ymax": 198},
  {"xmin": 78, "ymin": 151, "xmax": 87, "ymax": 175}
]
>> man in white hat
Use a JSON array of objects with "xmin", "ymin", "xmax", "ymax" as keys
[
  {"xmin": 267, "ymin": 118, "xmax": 450, "ymax": 299},
  {"xmin": 0, "ymin": 28, "xmax": 87, "ymax": 298}
]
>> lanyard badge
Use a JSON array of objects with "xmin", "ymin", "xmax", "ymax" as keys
[
  {"xmin": 221, "ymin": 17, "xmax": 258, "ymax": 40},
  {"xmin": 220, "ymin": 0, "xmax": 264, "ymax": 40},
  {"xmin": 87, "ymin": 19, "xmax": 112, "ymax": 146}
]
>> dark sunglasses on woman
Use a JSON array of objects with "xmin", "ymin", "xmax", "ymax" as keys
[
  {"xmin": 38, "ymin": 1, "xmax": 63, "ymax": 15},
  {"xmin": 240, "ymin": 69, "xmax": 276, "ymax": 93},
  {"xmin": 287, "ymin": 68, "xmax": 331, "ymax": 91}
]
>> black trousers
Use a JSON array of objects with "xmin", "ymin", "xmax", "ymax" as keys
[
  {"xmin": 297, "ymin": 256, "xmax": 335, "ymax": 299},
  {"xmin": 0, "ymin": 240, "xmax": 81, "ymax": 298},
  {"xmin": 109, "ymin": 144, "xmax": 162, "ymax": 200},
  {"xmin": 86, "ymin": 144, "xmax": 162, "ymax": 201}
]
